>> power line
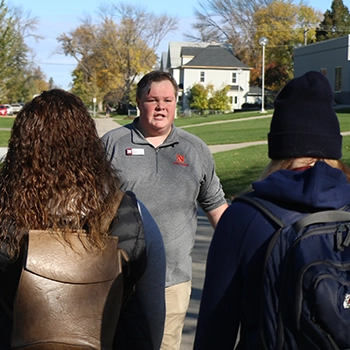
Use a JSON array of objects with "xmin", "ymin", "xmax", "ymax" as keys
[{"xmin": 36, "ymin": 61, "xmax": 76, "ymax": 66}]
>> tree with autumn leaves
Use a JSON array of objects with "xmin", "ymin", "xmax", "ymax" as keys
[
  {"xmin": 190, "ymin": 0, "xmax": 323, "ymax": 91},
  {"xmin": 57, "ymin": 3, "xmax": 177, "ymax": 109},
  {"xmin": 57, "ymin": 0, "xmax": 350, "ymax": 107}
]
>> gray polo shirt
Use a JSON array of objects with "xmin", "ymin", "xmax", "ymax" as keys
[{"xmin": 102, "ymin": 118, "xmax": 227, "ymax": 287}]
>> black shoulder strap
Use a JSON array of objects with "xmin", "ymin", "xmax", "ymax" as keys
[
  {"xmin": 293, "ymin": 210, "xmax": 350, "ymax": 232},
  {"xmin": 234, "ymin": 195, "xmax": 286, "ymax": 228},
  {"xmin": 0, "ymin": 292, "xmax": 13, "ymax": 320},
  {"xmin": 236, "ymin": 194, "xmax": 350, "ymax": 234}
]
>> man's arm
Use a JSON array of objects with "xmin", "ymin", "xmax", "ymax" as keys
[{"xmin": 205, "ymin": 203, "xmax": 229, "ymax": 228}]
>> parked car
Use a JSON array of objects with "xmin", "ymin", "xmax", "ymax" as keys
[
  {"xmin": 0, "ymin": 105, "xmax": 8, "ymax": 116},
  {"xmin": 4, "ymin": 104, "xmax": 13, "ymax": 115},
  {"xmin": 11, "ymin": 103, "xmax": 23, "ymax": 114}
]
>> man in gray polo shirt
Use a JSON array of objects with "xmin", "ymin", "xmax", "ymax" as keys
[{"xmin": 102, "ymin": 70, "xmax": 228, "ymax": 350}]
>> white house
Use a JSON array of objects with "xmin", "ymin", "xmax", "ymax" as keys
[
  {"xmin": 294, "ymin": 35, "xmax": 350, "ymax": 104},
  {"xmin": 160, "ymin": 42, "xmax": 252, "ymax": 111}
]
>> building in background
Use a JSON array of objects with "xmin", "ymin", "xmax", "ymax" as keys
[
  {"xmin": 160, "ymin": 42, "xmax": 255, "ymax": 112},
  {"xmin": 294, "ymin": 34, "xmax": 350, "ymax": 105}
]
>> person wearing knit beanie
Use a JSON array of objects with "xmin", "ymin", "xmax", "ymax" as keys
[
  {"xmin": 268, "ymin": 71, "xmax": 342, "ymax": 160},
  {"xmin": 194, "ymin": 71, "xmax": 350, "ymax": 350}
]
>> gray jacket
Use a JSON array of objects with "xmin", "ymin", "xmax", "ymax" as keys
[{"xmin": 102, "ymin": 118, "xmax": 227, "ymax": 287}]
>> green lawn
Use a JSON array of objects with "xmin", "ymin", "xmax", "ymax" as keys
[
  {"xmin": 0, "ymin": 117, "xmax": 15, "ymax": 128},
  {"xmin": 113, "ymin": 111, "xmax": 350, "ymax": 145},
  {"xmin": 0, "ymin": 117, "xmax": 13, "ymax": 147},
  {"xmin": 1, "ymin": 112, "xmax": 350, "ymax": 201},
  {"xmin": 181, "ymin": 116, "xmax": 271, "ymax": 144},
  {"xmin": 214, "ymin": 135, "xmax": 350, "ymax": 199},
  {"xmin": 112, "ymin": 110, "xmax": 274, "ymax": 127},
  {"xmin": 183, "ymin": 112, "xmax": 350, "ymax": 145}
]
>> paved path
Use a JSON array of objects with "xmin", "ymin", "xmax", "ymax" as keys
[
  {"xmin": 180, "ymin": 207, "xmax": 214, "ymax": 350},
  {"xmin": 94, "ymin": 117, "xmax": 121, "ymax": 137}
]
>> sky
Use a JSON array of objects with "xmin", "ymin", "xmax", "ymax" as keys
[{"xmin": 8, "ymin": 0, "xmax": 333, "ymax": 91}]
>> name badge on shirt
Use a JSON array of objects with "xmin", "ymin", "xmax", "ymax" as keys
[{"xmin": 125, "ymin": 148, "xmax": 145, "ymax": 156}]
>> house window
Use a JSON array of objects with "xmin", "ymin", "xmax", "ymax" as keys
[
  {"xmin": 335, "ymin": 67, "xmax": 342, "ymax": 92},
  {"xmin": 234, "ymin": 96, "xmax": 237, "ymax": 104},
  {"xmin": 200, "ymin": 71, "xmax": 205, "ymax": 83},
  {"xmin": 229, "ymin": 96, "xmax": 233, "ymax": 104},
  {"xmin": 232, "ymin": 72, "xmax": 237, "ymax": 84}
]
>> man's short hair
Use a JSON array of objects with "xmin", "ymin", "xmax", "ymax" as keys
[{"xmin": 136, "ymin": 70, "xmax": 179, "ymax": 100}]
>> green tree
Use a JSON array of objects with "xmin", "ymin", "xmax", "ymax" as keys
[
  {"xmin": 0, "ymin": 1, "xmax": 43, "ymax": 103},
  {"xmin": 188, "ymin": 83, "xmax": 231, "ymax": 112},
  {"xmin": 208, "ymin": 85, "xmax": 230, "ymax": 111},
  {"xmin": 188, "ymin": 83, "xmax": 210, "ymax": 112},
  {"xmin": 0, "ymin": 0, "xmax": 21, "ymax": 100},
  {"xmin": 316, "ymin": 0, "xmax": 350, "ymax": 41}
]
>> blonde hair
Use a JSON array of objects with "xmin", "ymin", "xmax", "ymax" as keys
[{"xmin": 259, "ymin": 158, "xmax": 350, "ymax": 182}]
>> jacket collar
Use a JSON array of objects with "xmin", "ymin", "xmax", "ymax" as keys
[{"xmin": 131, "ymin": 117, "xmax": 179, "ymax": 147}]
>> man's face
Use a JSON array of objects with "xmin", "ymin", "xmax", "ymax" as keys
[{"xmin": 137, "ymin": 79, "xmax": 177, "ymax": 137}]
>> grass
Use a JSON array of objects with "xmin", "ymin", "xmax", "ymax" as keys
[
  {"xmin": 213, "ymin": 144, "xmax": 269, "ymax": 199},
  {"xmin": 0, "ymin": 131, "xmax": 11, "ymax": 146},
  {"xmin": 214, "ymin": 135, "xmax": 350, "ymax": 199},
  {"xmin": 0, "ymin": 118, "xmax": 13, "ymax": 147},
  {"xmin": 0, "ymin": 117, "xmax": 15, "ymax": 128},
  {"xmin": 113, "ymin": 110, "xmax": 350, "ymax": 145},
  {"xmin": 181, "ymin": 116, "xmax": 271, "ymax": 144},
  {"xmin": 112, "ymin": 109, "xmax": 274, "ymax": 127},
  {"xmin": 1, "ymin": 111, "xmax": 350, "ymax": 200}
]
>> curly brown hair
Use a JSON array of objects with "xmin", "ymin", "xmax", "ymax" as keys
[{"xmin": 0, "ymin": 89, "xmax": 121, "ymax": 259}]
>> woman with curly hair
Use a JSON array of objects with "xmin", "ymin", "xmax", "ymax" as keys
[{"xmin": 0, "ymin": 89, "xmax": 165, "ymax": 349}]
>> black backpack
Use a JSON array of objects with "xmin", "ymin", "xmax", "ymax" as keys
[{"xmin": 236, "ymin": 194, "xmax": 350, "ymax": 350}]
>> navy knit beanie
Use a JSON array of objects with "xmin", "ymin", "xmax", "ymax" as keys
[{"xmin": 268, "ymin": 71, "xmax": 342, "ymax": 160}]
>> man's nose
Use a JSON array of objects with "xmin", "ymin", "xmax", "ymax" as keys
[{"xmin": 156, "ymin": 102, "xmax": 165, "ymax": 110}]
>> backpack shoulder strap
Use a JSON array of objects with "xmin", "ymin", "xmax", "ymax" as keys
[
  {"xmin": 100, "ymin": 190, "xmax": 125, "ymax": 233},
  {"xmin": 293, "ymin": 210, "xmax": 350, "ymax": 232},
  {"xmin": 234, "ymin": 194, "xmax": 286, "ymax": 228},
  {"xmin": 110, "ymin": 189, "xmax": 146, "ymax": 282},
  {"xmin": 0, "ymin": 291, "xmax": 13, "ymax": 320}
]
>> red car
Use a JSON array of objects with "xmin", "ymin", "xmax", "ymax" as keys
[{"xmin": 0, "ymin": 104, "xmax": 7, "ymax": 116}]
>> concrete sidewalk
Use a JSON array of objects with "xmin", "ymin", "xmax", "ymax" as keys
[
  {"xmin": 94, "ymin": 117, "xmax": 121, "ymax": 137},
  {"xmin": 181, "ymin": 208, "xmax": 214, "ymax": 350}
]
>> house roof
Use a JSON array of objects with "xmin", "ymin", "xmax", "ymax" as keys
[
  {"xmin": 167, "ymin": 42, "xmax": 210, "ymax": 68},
  {"xmin": 182, "ymin": 44, "xmax": 249, "ymax": 69},
  {"xmin": 248, "ymin": 85, "xmax": 262, "ymax": 95},
  {"xmin": 181, "ymin": 47, "xmax": 203, "ymax": 57}
]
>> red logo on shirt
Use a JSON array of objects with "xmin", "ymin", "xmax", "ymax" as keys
[{"xmin": 173, "ymin": 154, "xmax": 189, "ymax": 166}]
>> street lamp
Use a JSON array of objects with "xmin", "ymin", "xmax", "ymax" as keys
[
  {"xmin": 259, "ymin": 37, "xmax": 268, "ymax": 113},
  {"xmin": 237, "ymin": 68, "xmax": 242, "ymax": 110},
  {"xmin": 93, "ymin": 97, "xmax": 97, "ymax": 117}
]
